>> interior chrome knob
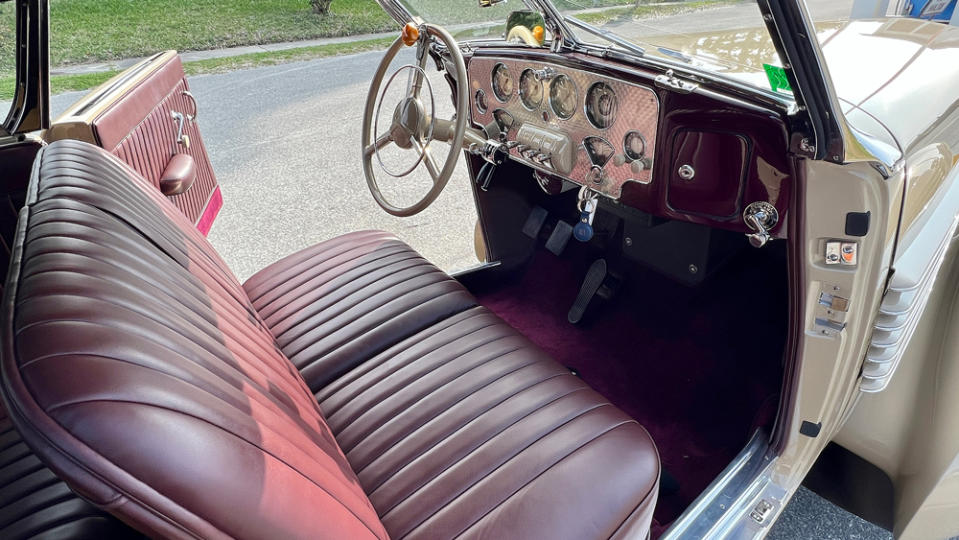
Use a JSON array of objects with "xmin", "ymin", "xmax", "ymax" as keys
[
  {"xmin": 743, "ymin": 201, "xmax": 778, "ymax": 248},
  {"xmin": 677, "ymin": 164, "xmax": 695, "ymax": 181}
]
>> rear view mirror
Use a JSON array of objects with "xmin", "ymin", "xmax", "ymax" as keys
[{"xmin": 505, "ymin": 10, "xmax": 546, "ymax": 46}]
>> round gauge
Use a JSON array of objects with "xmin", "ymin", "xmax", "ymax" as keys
[
  {"xmin": 491, "ymin": 63, "xmax": 513, "ymax": 102},
  {"xmin": 624, "ymin": 131, "xmax": 647, "ymax": 160},
  {"xmin": 519, "ymin": 69, "xmax": 544, "ymax": 110},
  {"xmin": 585, "ymin": 82, "xmax": 617, "ymax": 129},
  {"xmin": 475, "ymin": 89, "xmax": 488, "ymax": 114},
  {"xmin": 548, "ymin": 74, "xmax": 577, "ymax": 120},
  {"xmin": 493, "ymin": 109, "xmax": 515, "ymax": 133}
]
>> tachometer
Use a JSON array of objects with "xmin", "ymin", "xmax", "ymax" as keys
[
  {"xmin": 491, "ymin": 63, "xmax": 513, "ymax": 102},
  {"xmin": 519, "ymin": 69, "xmax": 544, "ymax": 110},
  {"xmin": 548, "ymin": 74, "xmax": 577, "ymax": 120},
  {"xmin": 585, "ymin": 82, "xmax": 617, "ymax": 129}
]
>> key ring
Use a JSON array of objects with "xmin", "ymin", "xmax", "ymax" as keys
[{"xmin": 577, "ymin": 186, "xmax": 599, "ymax": 213}]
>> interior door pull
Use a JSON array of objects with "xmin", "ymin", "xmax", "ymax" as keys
[{"xmin": 182, "ymin": 90, "xmax": 198, "ymax": 120}]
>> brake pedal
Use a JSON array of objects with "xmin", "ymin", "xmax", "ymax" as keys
[{"xmin": 568, "ymin": 259, "xmax": 607, "ymax": 324}]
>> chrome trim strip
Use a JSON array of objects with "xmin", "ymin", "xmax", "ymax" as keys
[{"xmin": 661, "ymin": 430, "xmax": 780, "ymax": 540}]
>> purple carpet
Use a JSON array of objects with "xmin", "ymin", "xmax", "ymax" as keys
[{"xmin": 476, "ymin": 248, "xmax": 786, "ymax": 531}]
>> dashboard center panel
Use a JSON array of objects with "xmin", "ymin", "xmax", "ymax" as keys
[{"xmin": 468, "ymin": 57, "xmax": 660, "ymax": 199}]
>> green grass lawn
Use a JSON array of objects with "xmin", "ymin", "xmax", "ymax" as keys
[
  {"xmin": 0, "ymin": 0, "xmax": 395, "ymax": 76},
  {"xmin": 575, "ymin": 0, "xmax": 732, "ymax": 25},
  {"xmin": 0, "ymin": 0, "xmax": 734, "ymax": 100},
  {"xmin": 0, "ymin": 36, "xmax": 396, "ymax": 101}
]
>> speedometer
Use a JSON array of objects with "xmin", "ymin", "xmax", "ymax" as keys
[
  {"xmin": 519, "ymin": 69, "xmax": 544, "ymax": 110},
  {"xmin": 585, "ymin": 82, "xmax": 617, "ymax": 129},
  {"xmin": 548, "ymin": 74, "xmax": 577, "ymax": 120},
  {"xmin": 491, "ymin": 63, "xmax": 513, "ymax": 102}
]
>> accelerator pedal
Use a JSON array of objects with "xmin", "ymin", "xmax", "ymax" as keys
[{"xmin": 568, "ymin": 259, "xmax": 608, "ymax": 324}]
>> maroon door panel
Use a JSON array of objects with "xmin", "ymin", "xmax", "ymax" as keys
[
  {"xmin": 51, "ymin": 52, "xmax": 222, "ymax": 234},
  {"xmin": 666, "ymin": 130, "xmax": 749, "ymax": 219}
]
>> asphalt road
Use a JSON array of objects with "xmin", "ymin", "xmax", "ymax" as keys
[{"xmin": 46, "ymin": 2, "xmax": 892, "ymax": 536}]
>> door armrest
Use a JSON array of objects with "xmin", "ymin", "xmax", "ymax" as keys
[{"xmin": 160, "ymin": 153, "xmax": 197, "ymax": 196}]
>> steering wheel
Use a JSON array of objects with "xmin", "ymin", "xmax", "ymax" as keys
[{"xmin": 362, "ymin": 23, "xmax": 469, "ymax": 217}]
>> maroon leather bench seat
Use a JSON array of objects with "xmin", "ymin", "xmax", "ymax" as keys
[
  {"xmin": 244, "ymin": 230, "xmax": 476, "ymax": 392},
  {"xmin": 0, "ymin": 140, "xmax": 660, "ymax": 539}
]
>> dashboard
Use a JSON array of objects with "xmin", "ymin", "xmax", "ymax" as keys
[{"xmin": 468, "ymin": 57, "xmax": 660, "ymax": 199}]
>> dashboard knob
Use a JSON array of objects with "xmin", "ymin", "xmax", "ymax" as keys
[
  {"xmin": 613, "ymin": 154, "xmax": 626, "ymax": 167},
  {"xmin": 630, "ymin": 160, "xmax": 645, "ymax": 174}
]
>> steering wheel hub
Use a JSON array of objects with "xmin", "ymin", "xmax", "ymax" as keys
[{"xmin": 391, "ymin": 97, "xmax": 427, "ymax": 149}]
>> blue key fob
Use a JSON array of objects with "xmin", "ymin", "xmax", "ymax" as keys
[{"xmin": 573, "ymin": 212, "xmax": 594, "ymax": 242}]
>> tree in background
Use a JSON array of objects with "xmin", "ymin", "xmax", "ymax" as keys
[{"xmin": 310, "ymin": 0, "xmax": 332, "ymax": 14}]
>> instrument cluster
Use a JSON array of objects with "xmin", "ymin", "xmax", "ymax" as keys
[{"xmin": 468, "ymin": 57, "xmax": 660, "ymax": 199}]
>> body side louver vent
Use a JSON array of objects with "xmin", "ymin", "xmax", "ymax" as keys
[{"xmin": 862, "ymin": 174, "xmax": 959, "ymax": 392}]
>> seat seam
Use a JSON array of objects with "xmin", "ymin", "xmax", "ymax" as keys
[
  {"xmin": 316, "ymin": 309, "xmax": 493, "ymax": 407},
  {"xmin": 243, "ymin": 231, "xmax": 395, "ymax": 296},
  {"xmin": 246, "ymin": 236, "xmax": 409, "ymax": 303},
  {"xmin": 328, "ymin": 331, "xmax": 518, "ymax": 429},
  {"xmin": 443, "ymin": 420, "xmax": 637, "ymax": 540},
  {"xmin": 377, "ymin": 400, "xmax": 611, "ymax": 520},
  {"xmin": 355, "ymin": 371, "xmax": 576, "ymax": 487},
  {"xmin": 19, "ymin": 331, "xmax": 321, "ymax": 435},
  {"xmin": 276, "ymin": 270, "xmax": 456, "ymax": 347},
  {"xmin": 253, "ymin": 245, "xmax": 421, "ymax": 315},
  {"xmin": 342, "ymin": 350, "xmax": 535, "ymax": 457},
  {"xmin": 257, "ymin": 251, "xmax": 427, "ymax": 324}
]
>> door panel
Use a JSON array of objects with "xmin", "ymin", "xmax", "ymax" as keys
[{"xmin": 48, "ymin": 51, "xmax": 222, "ymax": 234}]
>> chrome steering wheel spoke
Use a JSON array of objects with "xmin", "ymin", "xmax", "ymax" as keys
[
  {"xmin": 364, "ymin": 132, "xmax": 394, "ymax": 158},
  {"xmin": 412, "ymin": 138, "xmax": 442, "ymax": 184}
]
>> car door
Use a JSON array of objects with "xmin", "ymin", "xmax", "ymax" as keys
[{"xmin": 47, "ymin": 51, "xmax": 222, "ymax": 234}]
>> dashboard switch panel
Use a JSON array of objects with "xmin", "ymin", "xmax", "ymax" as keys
[{"xmin": 516, "ymin": 124, "xmax": 575, "ymax": 175}]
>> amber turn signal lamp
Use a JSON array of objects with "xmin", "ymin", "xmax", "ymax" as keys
[
  {"xmin": 532, "ymin": 25, "xmax": 544, "ymax": 44},
  {"xmin": 402, "ymin": 23, "xmax": 420, "ymax": 46}
]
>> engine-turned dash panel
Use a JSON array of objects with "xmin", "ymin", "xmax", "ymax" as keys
[{"xmin": 468, "ymin": 57, "xmax": 660, "ymax": 199}]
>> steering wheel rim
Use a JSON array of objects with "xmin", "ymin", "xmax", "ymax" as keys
[{"xmin": 361, "ymin": 24, "xmax": 469, "ymax": 217}]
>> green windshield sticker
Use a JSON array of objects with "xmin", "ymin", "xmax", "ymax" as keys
[{"xmin": 763, "ymin": 64, "xmax": 792, "ymax": 93}]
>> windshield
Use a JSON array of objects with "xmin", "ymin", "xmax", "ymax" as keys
[
  {"xmin": 392, "ymin": 0, "xmax": 804, "ymax": 98},
  {"xmin": 556, "ymin": 0, "xmax": 789, "ymax": 94}
]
